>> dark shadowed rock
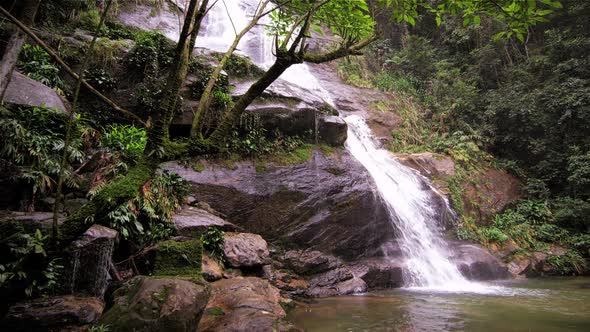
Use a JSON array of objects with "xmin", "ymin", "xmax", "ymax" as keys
[
  {"xmin": 350, "ymin": 258, "xmax": 405, "ymax": 289},
  {"xmin": 319, "ymin": 115, "xmax": 348, "ymax": 146},
  {"xmin": 63, "ymin": 225, "xmax": 118, "ymax": 298},
  {"xmin": 223, "ymin": 232, "xmax": 270, "ymax": 268},
  {"xmin": 3, "ymin": 296, "xmax": 104, "ymax": 331},
  {"xmin": 100, "ymin": 276, "xmax": 210, "ymax": 332},
  {"xmin": 198, "ymin": 277, "xmax": 294, "ymax": 332},
  {"xmin": 173, "ymin": 206, "xmax": 238, "ymax": 237},
  {"xmin": 163, "ymin": 150, "xmax": 394, "ymax": 260},
  {"xmin": 3, "ymin": 71, "xmax": 69, "ymax": 112}
]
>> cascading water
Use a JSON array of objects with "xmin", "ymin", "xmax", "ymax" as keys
[
  {"xmin": 345, "ymin": 115, "xmax": 483, "ymax": 291},
  {"xmin": 198, "ymin": 0, "xmax": 500, "ymax": 293}
]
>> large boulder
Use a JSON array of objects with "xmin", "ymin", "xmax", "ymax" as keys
[
  {"xmin": 198, "ymin": 277, "xmax": 294, "ymax": 332},
  {"xmin": 163, "ymin": 150, "xmax": 394, "ymax": 260},
  {"xmin": 202, "ymin": 254, "xmax": 224, "ymax": 282},
  {"xmin": 3, "ymin": 296, "xmax": 104, "ymax": 331},
  {"xmin": 350, "ymin": 258, "xmax": 405, "ymax": 289},
  {"xmin": 100, "ymin": 276, "xmax": 210, "ymax": 332},
  {"xmin": 173, "ymin": 206, "xmax": 238, "ymax": 237},
  {"xmin": 3, "ymin": 71, "xmax": 69, "ymax": 112},
  {"xmin": 222, "ymin": 232, "xmax": 270, "ymax": 268},
  {"xmin": 451, "ymin": 243, "xmax": 511, "ymax": 280}
]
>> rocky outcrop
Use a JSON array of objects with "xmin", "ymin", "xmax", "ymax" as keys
[
  {"xmin": 173, "ymin": 206, "xmax": 238, "ymax": 237},
  {"xmin": 282, "ymin": 249, "xmax": 342, "ymax": 275},
  {"xmin": 198, "ymin": 277, "xmax": 294, "ymax": 332},
  {"xmin": 350, "ymin": 258, "xmax": 405, "ymax": 289},
  {"xmin": 223, "ymin": 232, "xmax": 270, "ymax": 268},
  {"xmin": 163, "ymin": 150, "xmax": 394, "ymax": 260},
  {"xmin": 3, "ymin": 71, "xmax": 69, "ymax": 112},
  {"xmin": 3, "ymin": 296, "xmax": 104, "ymax": 331},
  {"xmin": 462, "ymin": 169, "xmax": 521, "ymax": 225},
  {"xmin": 152, "ymin": 240, "xmax": 202, "ymax": 276},
  {"xmin": 396, "ymin": 152, "xmax": 456, "ymax": 181},
  {"xmin": 100, "ymin": 276, "xmax": 210, "ymax": 332}
]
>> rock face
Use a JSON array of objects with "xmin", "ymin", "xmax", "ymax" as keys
[
  {"xmin": 198, "ymin": 277, "xmax": 293, "ymax": 332},
  {"xmin": 100, "ymin": 276, "xmax": 210, "ymax": 332},
  {"xmin": 3, "ymin": 71, "xmax": 69, "ymax": 112},
  {"xmin": 223, "ymin": 232, "xmax": 270, "ymax": 268},
  {"xmin": 282, "ymin": 249, "xmax": 342, "ymax": 275},
  {"xmin": 163, "ymin": 150, "xmax": 394, "ymax": 260},
  {"xmin": 396, "ymin": 152, "xmax": 456, "ymax": 181},
  {"xmin": 462, "ymin": 168, "xmax": 521, "ymax": 225},
  {"xmin": 3, "ymin": 296, "xmax": 104, "ymax": 331},
  {"xmin": 173, "ymin": 206, "xmax": 238, "ymax": 237}
]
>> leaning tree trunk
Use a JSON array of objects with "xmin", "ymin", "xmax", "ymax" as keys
[
  {"xmin": 190, "ymin": 0, "xmax": 270, "ymax": 138},
  {"xmin": 0, "ymin": 0, "xmax": 41, "ymax": 101},
  {"xmin": 145, "ymin": 0, "xmax": 208, "ymax": 154},
  {"xmin": 207, "ymin": 53, "xmax": 298, "ymax": 145}
]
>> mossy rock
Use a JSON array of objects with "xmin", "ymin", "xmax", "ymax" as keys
[
  {"xmin": 99, "ymin": 276, "xmax": 210, "ymax": 332},
  {"xmin": 153, "ymin": 240, "xmax": 202, "ymax": 277}
]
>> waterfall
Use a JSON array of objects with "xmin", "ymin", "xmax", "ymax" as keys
[
  {"xmin": 345, "ymin": 115, "xmax": 481, "ymax": 290},
  {"xmin": 197, "ymin": 0, "xmax": 495, "ymax": 292}
]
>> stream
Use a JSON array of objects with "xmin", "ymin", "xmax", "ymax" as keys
[{"xmin": 289, "ymin": 277, "xmax": 590, "ymax": 332}]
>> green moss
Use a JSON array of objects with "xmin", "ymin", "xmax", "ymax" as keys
[
  {"xmin": 153, "ymin": 240, "xmax": 203, "ymax": 277},
  {"xmin": 206, "ymin": 307, "xmax": 225, "ymax": 316},
  {"xmin": 60, "ymin": 162, "xmax": 155, "ymax": 243},
  {"xmin": 190, "ymin": 160, "xmax": 206, "ymax": 172}
]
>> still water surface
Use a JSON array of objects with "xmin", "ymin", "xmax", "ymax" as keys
[{"xmin": 289, "ymin": 278, "xmax": 590, "ymax": 331}]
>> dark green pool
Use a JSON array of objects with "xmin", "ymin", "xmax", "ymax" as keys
[{"xmin": 289, "ymin": 278, "xmax": 590, "ymax": 331}]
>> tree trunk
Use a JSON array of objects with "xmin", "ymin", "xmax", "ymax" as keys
[
  {"xmin": 145, "ymin": 0, "xmax": 208, "ymax": 154},
  {"xmin": 207, "ymin": 54, "xmax": 297, "ymax": 145},
  {"xmin": 0, "ymin": 0, "xmax": 41, "ymax": 101},
  {"xmin": 190, "ymin": 0, "xmax": 270, "ymax": 137}
]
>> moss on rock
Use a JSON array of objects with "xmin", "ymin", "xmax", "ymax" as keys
[{"xmin": 153, "ymin": 240, "xmax": 203, "ymax": 277}]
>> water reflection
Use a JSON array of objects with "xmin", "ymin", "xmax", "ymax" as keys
[{"xmin": 289, "ymin": 278, "xmax": 590, "ymax": 332}]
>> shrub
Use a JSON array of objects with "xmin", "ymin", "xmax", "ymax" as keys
[
  {"xmin": 201, "ymin": 227, "xmax": 225, "ymax": 262},
  {"xmin": 18, "ymin": 44, "xmax": 64, "ymax": 92},
  {"xmin": 84, "ymin": 68, "xmax": 117, "ymax": 91},
  {"xmin": 100, "ymin": 125, "xmax": 147, "ymax": 161},
  {"xmin": 546, "ymin": 250, "xmax": 587, "ymax": 275},
  {"xmin": 126, "ymin": 31, "xmax": 174, "ymax": 74},
  {"xmin": 479, "ymin": 227, "xmax": 508, "ymax": 243}
]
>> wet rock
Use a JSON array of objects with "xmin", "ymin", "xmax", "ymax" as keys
[
  {"xmin": 198, "ymin": 277, "xmax": 293, "ymax": 332},
  {"xmin": 223, "ymin": 232, "xmax": 270, "ymax": 268},
  {"xmin": 3, "ymin": 71, "xmax": 69, "ymax": 112},
  {"xmin": 396, "ymin": 152, "xmax": 456, "ymax": 180},
  {"xmin": 202, "ymin": 254, "xmax": 224, "ymax": 282},
  {"xmin": 173, "ymin": 206, "xmax": 238, "ymax": 237},
  {"xmin": 0, "ymin": 211, "xmax": 65, "ymax": 233},
  {"xmin": 117, "ymin": 1, "xmax": 181, "ymax": 41},
  {"xmin": 319, "ymin": 115, "xmax": 347, "ymax": 146},
  {"xmin": 309, "ymin": 267, "xmax": 353, "ymax": 288},
  {"xmin": 335, "ymin": 277, "xmax": 368, "ymax": 295},
  {"xmin": 3, "ymin": 296, "xmax": 104, "ymax": 331},
  {"xmin": 305, "ymin": 267, "xmax": 368, "ymax": 297},
  {"xmin": 64, "ymin": 225, "xmax": 118, "ymax": 298},
  {"xmin": 453, "ymin": 243, "xmax": 510, "ymax": 280},
  {"xmin": 163, "ymin": 150, "xmax": 394, "ymax": 260},
  {"xmin": 282, "ymin": 249, "xmax": 342, "ymax": 275},
  {"xmin": 350, "ymin": 258, "xmax": 405, "ymax": 289},
  {"xmin": 100, "ymin": 276, "xmax": 210, "ymax": 332}
]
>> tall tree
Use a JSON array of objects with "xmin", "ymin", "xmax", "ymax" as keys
[{"xmin": 0, "ymin": 0, "xmax": 41, "ymax": 100}]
